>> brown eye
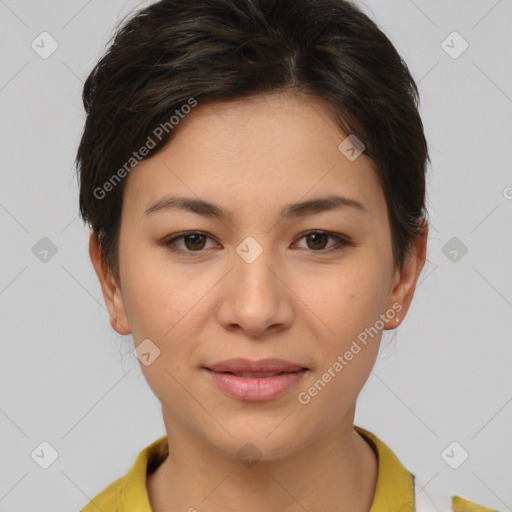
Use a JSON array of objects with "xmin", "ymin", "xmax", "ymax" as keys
[
  {"xmin": 163, "ymin": 231, "xmax": 216, "ymax": 254},
  {"xmin": 295, "ymin": 231, "xmax": 350, "ymax": 252}
]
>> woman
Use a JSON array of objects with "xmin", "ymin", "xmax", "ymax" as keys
[{"xmin": 76, "ymin": 0, "xmax": 497, "ymax": 510}]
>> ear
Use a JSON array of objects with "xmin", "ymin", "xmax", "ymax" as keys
[
  {"xmin": 384, "ymin": 221, "xmax": 428, "ymax": 330},
  {"xmin": 89, "ymin": 231, "xmax": 131, "ymax": 335}
]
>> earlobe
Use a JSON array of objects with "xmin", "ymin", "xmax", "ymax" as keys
[{"xmin": 88, "ymin": 231, "xmax": 131, "ymax": 336}]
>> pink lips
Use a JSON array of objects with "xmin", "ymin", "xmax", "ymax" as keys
[{"xmin": 203, "ymin": 358, "xmax": 308, "ymax": 402}]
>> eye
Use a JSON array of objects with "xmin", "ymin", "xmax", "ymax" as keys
[
  {"xmin": 293, "ymin": 230, "xmax": 351, "ymax": 252},
  {"xmin": 163, "ymin": 231, "xmax": 218, "ymax": 254}
]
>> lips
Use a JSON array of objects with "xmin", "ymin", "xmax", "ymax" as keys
[{"xmin": 202, "ymin": 358, "xmax": 308, "ymax": 401}]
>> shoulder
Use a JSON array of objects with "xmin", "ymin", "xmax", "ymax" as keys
[
  {"xmin": 79, "ymin": 434, "xmax": 168, "ymax": 512},
  {"xmin": 450, "ymin": 495, "xmax": 500, "ymax": 512},
  {"xmin": 415, "ymin": 479, "xmax": 500, "ymax": 512},
  {"xmin": 80, "ymin": 475, "xmax": 124, "ymax": 512},
  {"xmin": 354, "ymin": 426, "xmax": 498, "ymax": 512}
]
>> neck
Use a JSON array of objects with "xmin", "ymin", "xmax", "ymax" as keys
[{"xmin": 148, "ymin": 409, "xmax": 378, "ymax": 512}]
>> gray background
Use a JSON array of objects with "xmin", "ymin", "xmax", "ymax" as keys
[{"xmin": 1, "ymin": 1, "xmax": 511, "ymax": 511}]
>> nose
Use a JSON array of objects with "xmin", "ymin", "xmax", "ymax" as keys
[{"xmin": 215, "ymin": 241, "xmax": 294, "ymax": 338}]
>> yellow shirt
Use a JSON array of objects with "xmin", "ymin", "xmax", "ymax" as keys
[{"xmin": 80, "ymin": 425, "xmax": 497, "ymax": 512}]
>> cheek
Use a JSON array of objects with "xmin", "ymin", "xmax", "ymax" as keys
[
  {"xmin": 298, "ymin": 274, "xmax": 385, "ymax": 424},
  {"xmin": 120, "ymin": 270, "xmax": 167, "ymax": 337},
  {"xmin": 118, "ymin": 238, "xmax": 193, "ymax": 336},
  {"xmin": 301, "ymin": 259, "xmax": 390, "ymax": 342}
]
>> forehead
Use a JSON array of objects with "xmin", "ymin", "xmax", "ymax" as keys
[{"xmin": 122, "ymin": 92, "xmax": 385, "ymax": 220}]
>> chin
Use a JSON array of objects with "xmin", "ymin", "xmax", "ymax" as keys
[{"xmin": 202, "ymin": 419, "xmax": 310, "ymax": 463}]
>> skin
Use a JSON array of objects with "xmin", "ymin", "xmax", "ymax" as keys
[{"xmin": 90, "ymin": 91, "xmax": 427, "ymax": 512}]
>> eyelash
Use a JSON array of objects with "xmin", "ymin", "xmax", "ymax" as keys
[{"xmin": 162, "ymin": 230, "xmax": 352, "ymax": 256}]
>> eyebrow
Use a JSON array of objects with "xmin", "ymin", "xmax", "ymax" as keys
[{"xmin": 144, "ymin": 194, "xmax": 367, "ymax": 220}]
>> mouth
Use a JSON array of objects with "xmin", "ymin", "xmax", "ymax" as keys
[{"xmin": 202, "ymin": 363, "xmax": 308, "ymax": 401}]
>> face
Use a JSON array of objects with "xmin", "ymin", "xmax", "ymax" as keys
[{"xmin": 91, "ymin": 91, "xmax": 426, "ymax": 462}]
